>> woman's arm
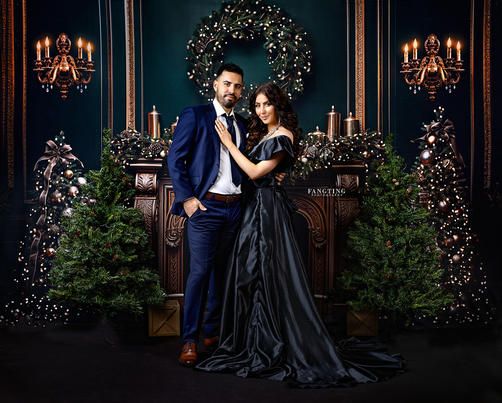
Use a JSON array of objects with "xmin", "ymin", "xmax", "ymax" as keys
[{"xmin": 215, "ymin": 120, "xmax": 287, "ymax": 180}]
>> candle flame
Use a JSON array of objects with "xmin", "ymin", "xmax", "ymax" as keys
[
  {"xmin": 36, "ymin": 41, "xmax": 41, "ymax": 50},
  {"xmin": 447, "ymin": 37, "xmax": 452, "ymax": 48},
  {"xmin": 457, "ymin": 41, "xmax": 461, "ymax": 50},
  {"xmin": 87, "ymin": 42, "xmax": 92, "ymax": 52},
  {"xmin": 78, "ymin": 37, "xmax": 82, "ymax": 48},
  {"xmin": 404, "ymin": 43, "xmax": 409, "ymax": 52},
  {"xmin": 44, "ymin": 36, "xmax": 49, "ymax": 47},
  {"xmin": 413, "ymin": 38, "xmax": 418, "ymax": 49}
]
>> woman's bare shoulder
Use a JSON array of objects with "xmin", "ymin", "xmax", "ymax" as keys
[{"xmin": 271, "ymin": 127, "xmax": 294, "ymax": 142}]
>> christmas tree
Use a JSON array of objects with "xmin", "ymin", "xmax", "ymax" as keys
[
  {"xmin": 340, "ymin": 137, "xmax": 452, "ymax": 324},
  {"xmin": 1, "ymin": 131, "xmax": 85, "ymax": 326},
  {"xmin": 413, "ymin": 107, "xmax": 494, "ymax": 326},
  {"xmin": 48, "ymin": 129, "xmax": 165, "ymax": 317}
]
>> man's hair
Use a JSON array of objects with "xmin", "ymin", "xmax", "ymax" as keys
[{"xmin": 216, "ymin": 63, "xmax": 244, "ymax": 80}]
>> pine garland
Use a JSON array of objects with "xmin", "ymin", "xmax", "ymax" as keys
[
  {"xmin": 110, "ymin": 127, "xmax": 173, "ymax": 168},
  {"xmin": 291, "ymin": 129, "xmax": 386, "ymax": 181}
]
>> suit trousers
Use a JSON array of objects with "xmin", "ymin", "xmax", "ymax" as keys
[{"xmin": 183, "ymin": 197, "xmax": 241, "ymax": 343}]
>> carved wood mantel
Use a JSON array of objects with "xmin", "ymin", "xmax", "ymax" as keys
[
  {"xmin": 131, "ymin": 162, "xmax": 365, "ymax": 310},
  {"xmin": 129, "ymin": 158, "xmax": 163, "ymax": 246}
]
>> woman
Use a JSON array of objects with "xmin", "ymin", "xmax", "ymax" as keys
[{"xmin": 196, "ymin": 82, "xmax": 403, "ymax": 387}]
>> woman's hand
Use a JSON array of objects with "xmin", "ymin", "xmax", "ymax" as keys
[{"xmin": 215, "ymin": 119, "xmax": 234, "ymax": 148}]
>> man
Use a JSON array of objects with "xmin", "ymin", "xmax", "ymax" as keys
[{"xmin": 168, "ymin": 63, "xmax": 247, "ymax": 366}]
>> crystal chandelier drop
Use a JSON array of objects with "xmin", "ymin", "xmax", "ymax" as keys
[
  {"xmin": 400, "ymin": 34, "xmax": 464, "ymax": 102},
  {"xmin": 33, "ymin": 33, "xmax": 95, "ymax": 100}
]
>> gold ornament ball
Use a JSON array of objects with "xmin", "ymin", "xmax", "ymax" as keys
[
  {"xmin": 64, "ymin": 169, "xmax": 74, "ymax": 179},
  {"xmin": 50, "ymin": 190, "xmax": 62, "ymax": 203},
  {"xmin": 68, "ymin": 186, "xmax": 79, "ymax": 197},
  {"xmin": 77, "ymin": 177, "xmax": 87, "ymax": 186},
  {"xmin": 160, "ymin": 150, "xmax": 167, "ymax": 158},
  {"xmin": 46, "ymin": 247, "xmax": 56, "ymax": 257},
  {"xmin": 452, "ymin": 254, "xmax": 461, "ymax": 263}
]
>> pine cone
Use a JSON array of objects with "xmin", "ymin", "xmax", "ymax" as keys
[{"xmin": 147, "ymin": 142, "xmax": 164, "ymax": 157}]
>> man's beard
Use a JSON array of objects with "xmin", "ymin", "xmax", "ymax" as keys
[{"xmin": 218, "ymin": 93, "xmax": 238, "ymax": 109}]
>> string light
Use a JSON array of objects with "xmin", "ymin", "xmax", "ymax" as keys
[
  {"xmin": 1, "ymin": 131, "xmax": 84, "ymax": 327},
  {"xmin": 413, "ymin": 107, "xmax": 494, "ymax": 326},
  {"xmin": 186, "ymin": 0, "xmax": 312, "ymax": 116},
  {"xmin": 292, "ymin": 129, "xmax": 385, "ymax": 180}
]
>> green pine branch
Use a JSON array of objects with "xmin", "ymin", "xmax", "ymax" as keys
[
  {"xmin": 48, "ymin": 129, "xmax": 165, "ymax": 317},
  {"xmin": 340, "ymin": 136, "xmax": 452, "ymax": 324}
]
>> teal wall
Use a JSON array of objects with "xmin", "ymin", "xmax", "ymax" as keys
[
  {"xmin": 2, "ymin": 0, "xmax": 501, "ymax": 289},
  {"xmin": 391, "ymin": 0, "xmax": 471, "ymax": 172},
  {"xmin": 142, "ymin": 0, "xmax": 348, "ymax": 133},
  {"xmin": 25, "ymin": 0, "xmax": 104, "ymax": 175},
  {"xmin": 14, "ymin": 0, "xmax": 500, "ymax": 191}
]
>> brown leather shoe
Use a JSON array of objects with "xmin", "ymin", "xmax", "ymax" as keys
[
  {"xmin": 178, "ymin": 342, "xmax": 197, "ymax": 367},
  {"xmin": 202, "ymin": 336, "xmax": 219, "ymax": 349}
]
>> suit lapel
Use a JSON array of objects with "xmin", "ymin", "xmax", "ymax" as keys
[
  {"xmin": 235, "ymin": 116, "xmax": 247, "ymax": 152},
  {"xmin": 204, "ymin": 104, "xmax": 220, "ymax": 152}
]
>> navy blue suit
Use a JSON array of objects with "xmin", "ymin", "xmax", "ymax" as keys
[
  {"xmin": 168, "ymin": 103, "xmax": 247, "ymax": 343},
  {"xmin": 168, "ymin": 103, "xmax": 247, "ymax": 217}
]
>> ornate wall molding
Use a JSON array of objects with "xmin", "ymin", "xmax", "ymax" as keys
[
  {"xmin": 355, "ymin": 0, "xmax": 365, "ymax": 129},
  {"xmin": 124, "ymin": 0, "xmax": 136, "ymax": 128},
  {"xmin": 377, "ymin": 0, "xmax": 383, "ymax": 133},
  {"xmin": 105, "ymin": 0, "xmax": 114, "ymax": 131},
  {"xmin": 469, "ymin": 0, "xmax": 475, "ymax": 200},
  {"xmin": 22, "ymin": 0, "xmax": 27, "ymax": 198},
  {"xmin": 1, "ymin": 0, "xmax": 15, "ymax": 190},
  {"xmin": 483, "ymin": 0, "xmax": 492, "ymax": 189}
]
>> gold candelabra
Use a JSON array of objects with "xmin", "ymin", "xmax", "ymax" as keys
[
  {"xmin": 33, "ymin": 33, "xmax": 95, "ymax": 100},
  {"xmin": 400, "ymin": 34, "xmax": 464, "ymax": 102}
]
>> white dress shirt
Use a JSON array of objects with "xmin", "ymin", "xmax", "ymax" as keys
[{"xmin": 208, "ymin": 98, "xmax": 243, "ymax": 195}]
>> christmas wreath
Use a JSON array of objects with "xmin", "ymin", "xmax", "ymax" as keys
[{"xmin": 186, "ymin": 0, "xmax": 312, "ymax": 114}]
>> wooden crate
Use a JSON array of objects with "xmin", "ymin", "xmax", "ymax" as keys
[
  {"xmin": 346, "ymin": 309, "xmax": 378, "ymax": 337},
  {"xmin": 148, "ymin": 300, "xmax": 180, "ymax": 337}
]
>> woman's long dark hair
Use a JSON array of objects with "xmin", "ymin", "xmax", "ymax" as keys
[{"xmin": 246, "ymin": 82, "xmax": 301, "ymax": 156}]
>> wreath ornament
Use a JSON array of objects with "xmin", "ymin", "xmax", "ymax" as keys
[{"xmin": 186, "ymin": 0, "xmax": 312, "ymax": 114}]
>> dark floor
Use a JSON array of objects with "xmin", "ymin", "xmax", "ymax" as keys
[{"xmin": 1, "ymin": 320, "xmax": 501, "ymax": 403}]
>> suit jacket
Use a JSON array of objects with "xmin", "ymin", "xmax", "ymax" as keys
[{"xmin": 167, "ymin": 103, "xmax": 248, "ymax": 217}]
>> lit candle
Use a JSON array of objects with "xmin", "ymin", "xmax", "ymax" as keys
[
  {"xmin": 447, "ymin": 37, "xmax": 452, "ymax": 59},
  {"xmin": 413, "ymin": 38, "xmax": 418, "ymax": 60},
  {"xmin": 456, "ymin": 41, "xmax": 461, "ymax": 61},
  {"xmin": 36, "ymin": 41, "xmax": 41, "ymax": 61},
  {"xmin": 44, "ymin": 36, "xmax": 50, "ymax": 58},
  {"xmin": 77, "ymin": 37, "xmax": 83, "ymax": 59},
  {"xmin": 404, "ymin": 43, "xmax": 409, "ymax": 63},
  {"xmin": 87, "ymin": 42, "xmax": 92, "ymax": 62}
]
